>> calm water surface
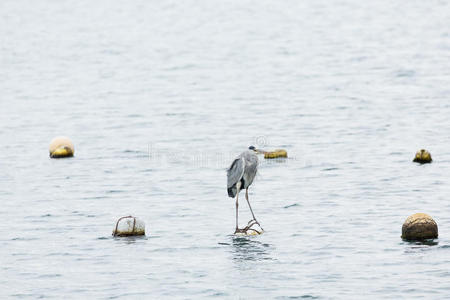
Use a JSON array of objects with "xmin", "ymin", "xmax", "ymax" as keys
[{"xmin": 1, "ymin": 0, "xmax": 450, "ymax": 298}]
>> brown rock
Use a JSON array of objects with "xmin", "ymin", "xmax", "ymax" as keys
[{"xmin": 402, "ymin": 213, "xmax": 438, "ymax": 240}]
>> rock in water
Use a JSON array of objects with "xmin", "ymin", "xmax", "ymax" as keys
[{"xmin": 402, "ymin": 213, "xmax": 438, "ymax": 240}]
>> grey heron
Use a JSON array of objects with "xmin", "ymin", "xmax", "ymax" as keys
[{"xmin": 227, "ymin": 146, "xmax": 263, "ymax": 234}]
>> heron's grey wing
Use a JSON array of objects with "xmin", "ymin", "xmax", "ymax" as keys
[
  {"xmin": 227, "ymin": 157, "xmax": 245, "ymax": 188},
  {"xmin": 243, "ymin": 152, "xmax": 258, "ymax": 187}
]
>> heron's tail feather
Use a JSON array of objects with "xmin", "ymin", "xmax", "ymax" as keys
[{"xmin": 228, "ymin": 186, "xmax": 237, "ymax": 198}]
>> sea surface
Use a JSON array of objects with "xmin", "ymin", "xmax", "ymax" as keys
[{"xmin": 1, "ymin": 0, "xmax": 450, "ymax": 299}]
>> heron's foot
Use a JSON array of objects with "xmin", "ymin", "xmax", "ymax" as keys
[
  {"xmin": 234, "ymin": 220, "xmax": 263, "ymax": 235},
  {"xmin": 234, "ymin": 227, "xmax": 254, "ymax": 234},
  {"xmin": 247, "ymin": 219, "xmax": 264, "ymax": 231},
  {"xmin": 234, "ymin": 228, "xmax": 245, "ymax": 234}
]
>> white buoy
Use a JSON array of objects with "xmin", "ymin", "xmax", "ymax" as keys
[
  {"xmin": 234, "ymin": 221, "xmax": 264, "ymax": 236},
  {"xmin": 112, "ymin": 216, "xmax": 145, "ymax": 237}
]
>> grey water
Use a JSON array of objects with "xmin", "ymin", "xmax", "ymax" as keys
[{"xmin": 1, "ymin": 0, "xmax": 450, "ymax": 298}]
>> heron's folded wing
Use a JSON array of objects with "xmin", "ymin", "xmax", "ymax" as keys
[
  {"xmin": 243, "ymin": 157, "xmax": 258, "ymax": 186},
  {"xmin": 227, "ymin": 158, "xmax": 244, "ymax": 188}
]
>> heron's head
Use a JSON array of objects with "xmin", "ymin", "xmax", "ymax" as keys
[{"xmin": 249, "ymin": 145, "xmax": 265, "ymax": 154}]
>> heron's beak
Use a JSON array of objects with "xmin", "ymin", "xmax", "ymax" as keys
[{"xmin": 254, "ymin": 149, "xmax": 266, "ymax": 154}]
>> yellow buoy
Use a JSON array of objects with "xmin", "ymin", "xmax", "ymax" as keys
[
  {"xmin": 413, "ymin": 149, "xmax": 432, "ymax": 164},
  {"xmin": 402, "ymin": 213, "xmax": 438, "ymax": 240},
  {"xmin": 49, "ymin": 136, "xmax": 74, "ymax": 158},
  {"xmin": 263, "ymin": 149, "xmax": 288, "ymax": 159}
]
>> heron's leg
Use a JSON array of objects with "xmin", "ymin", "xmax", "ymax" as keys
[
  {"xmin": 234, "ymin": 182, "xmax": 242, "ymax": 233},
  {"xmin": 235, "ymin": 192, "xmax": 239, "ymax": 233},
  {"xmin": 245, "ymin": 188, "xmax": 257, "ymax": 221},
  {"xmin": 245, "ymin": 188, "xmax": 261, "ymax": 227}
]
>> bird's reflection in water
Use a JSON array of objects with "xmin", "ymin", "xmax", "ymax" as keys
[{"xmin": 230, "ymin": 236, "xmax": 273, "ymax": 262}]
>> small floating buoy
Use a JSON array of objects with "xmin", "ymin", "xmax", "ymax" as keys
[
  {"xmin": 234, "ymin": 220, "xmax": 264, "ymax": 236},
  {"xmin": 402, "ymin": 213, "xmax": 438, "ymax": 240},
  {"xmin": 264, "ymin": 149, "xmax": 287, "ymax": 159},
  {"xmin": 251, "ymin": 146, "xmax": 287, "ymax": 159},
  {"xmin": 413, "ymin": 149, "xmax": 432, "ymax": 164},
  {"xmin": 112, "ymin": 216, "xmax": 145, "ymax": 237},
  {"xmin": 49, "ymin": 136, "xmax": 74, "ymax": 158},
  {"xmin": 235, "ymin": 229, "xmax": 264, "ymax": 236}
]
